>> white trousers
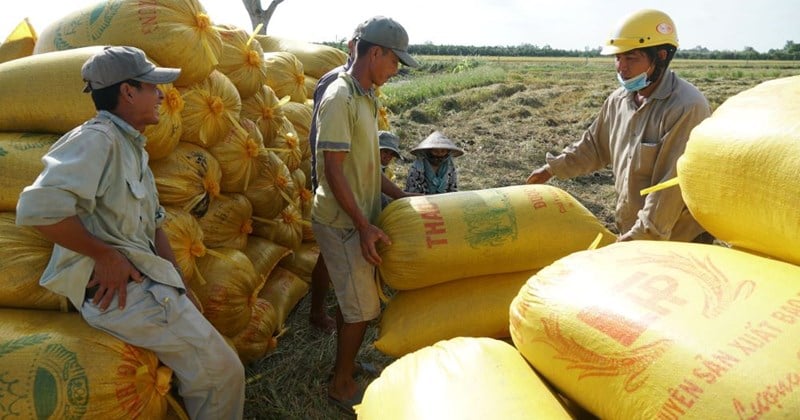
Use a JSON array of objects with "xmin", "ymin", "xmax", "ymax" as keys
[{"xmin": 81, "ymin": 277, "xmax": 245, "ymax": 420}]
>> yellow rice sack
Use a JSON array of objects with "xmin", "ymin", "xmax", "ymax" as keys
[
  {"xmin": 0, "ymin": 18, "xmax": 37, "ymax": 64},
  {"xmin": 0, "ymin": 133, "xmax": 59, "ymax": 211},
  {"xmin": 252, "ymin": 204, "xmax": 304, "ymax": 251},
  {"xmin": 257, "ymin": 266, "xmax": 310, "ymax": 328},
  {"xmin": 151, "ymin": 142, "xmax": 222, "ymax": 217},
  {"xmin": 244, "ymin": 149, "xmax": 296, "ymax": 220},
  {"xmin": 34, "ymin": 0, "xmax": 221, "ymax": 87},
  {"xmin": 215, "ymin": 24, "xmax": 267, "ymax": 99},
  {"xmin": 256, "ymin": 35, "xmax": 347, "ymax": 80},
  {"xmin": 161, "ymin": 207, "xmax": 206, "ymax": 283},
  {"xmin": 0, "ymin": 213, "xmax": 68, "ymax": 311},
  {"xmin": 282, "ymin": 101, "xmax": 312, "ymax": 160},
  {"xmin": 193, "ymin": 247, "xmax": 262, "ymax": 337},
  {"xmin": 242, "ymin": 235, "xmax": 292, "ymax": 282},
  {"xmin": 304, "ymin": 75, "xmax": 318, "ymax": 100},
  {"xmin": 510, "ymin": 240, "xmax": 800, "ymax": 420},
  {"xmin": 0, "ymin": 308, "xmax": 182, "ymax": 419},
  {"xmin": 266, "ymin": 117, "xmax": 303, "ymax": 172},
  {"xmin": 0, "ymin": 48, "xmax": 182, "ymax": 157},
  {"xmin": 197, "ymin": 193, "xmax": 252, "ymax": 251},
  {"xmin": 678, "ymin": 75, "xmax": 800, "ymax": 266},
  {"xmin": 208, "ymin": 118, "xmax": 263, "ymax": 193},
  {"xmin": 356, "ymin": 337, "xmax": 572, "ymax": 420},
  {"xmin": 179, "ymin": 70, "xmax": 242, "ymax": 148},
  {"xmin": 262, "ymin": 51, "xmax": 307, "ymax": 103},
  {"xmin": 241, "ymin": 84, "xmax": 289, "ymax": 146},
  {"xmin": 229, "ymin": 298, "xmax": 278, "ymax": 364},
  {"xmin": 378, "ymin": 184, "xmax": 616, "ymax": 290},
  {"xmin": 375, "ymin": 270, "xmax": 538, "ymax": 357},
  {"xmin": 277, "ymin": 241, "xmax": 319, "ymax": 282}
]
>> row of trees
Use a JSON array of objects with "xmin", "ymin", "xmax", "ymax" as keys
[{"xmin": 321, "ymin": 40, "xmax": 800, "ymax": 61}]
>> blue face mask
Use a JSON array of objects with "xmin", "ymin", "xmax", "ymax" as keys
[{"xmin": 617, "ymin": 71, "xmax": 651, "ymax": 92}]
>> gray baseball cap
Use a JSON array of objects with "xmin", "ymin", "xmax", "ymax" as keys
[
  {"xmin": 357, "ymin": 16, "xmax": 419, "ymax": 68},
  {"xmin": 81, "ymin": 46, "xmax": 181, "ymax": 92},
  {"xmin": 378, "ymin": 131, "xmax": 401, "ymax": 158}
]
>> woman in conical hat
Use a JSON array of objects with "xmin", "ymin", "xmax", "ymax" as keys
[{"xmin": 404, "ymin": 130, "xmax": 464, "ymax": 194}]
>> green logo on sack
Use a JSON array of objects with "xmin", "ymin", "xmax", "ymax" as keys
[{"xmin": 461, "ymin": 190, "xmax": 517, "ymax": 248}]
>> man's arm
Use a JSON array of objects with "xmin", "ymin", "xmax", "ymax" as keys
[
  {"xmin": 381, "ymin": 173, "xmax": 418, "ymax": 199},
  {"xmin": 323, "ymin": 150, "xmax": 390, "ymax": 265},
  {"xmin": 34, "ymin": 215, "xmax": 141, "ymax": 310}
]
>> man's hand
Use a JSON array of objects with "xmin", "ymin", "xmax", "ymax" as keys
[
  {"xmin": 86, "ymin": 249, "xmax": 142, "ymax": 311},
  {"xmin": 526, "ymin": 165, "xmax": 553, "ymax": 184},
  {"xmin": 358, "ymin": 223, "xmax": 392, "ymax": 265}
]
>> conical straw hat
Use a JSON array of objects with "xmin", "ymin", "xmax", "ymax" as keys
[{"xmin": 410, "ymin": 131, "xmax": 464, "ymax": 157}]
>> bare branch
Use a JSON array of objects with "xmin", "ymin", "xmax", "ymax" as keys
[{"xmin": 242, "ymin": 0, "xmax": 285, "ymax": 34}]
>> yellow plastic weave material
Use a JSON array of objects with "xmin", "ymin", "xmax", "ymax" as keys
[
  {"xmin": 34, "ymin": 0, "xmax": 221, "ymax": 87},
  {"xmin": 377, "ymin": 184, "xmax": 616, "ymax": 290},
  {"xmin": 0, "ymin": 212, "xmax": 67, "ymax": 311},
  {"xmin": 208, "ymin": 118, "xmax": 263, "ymax": 193},
  {"xmin": 678, "ymin": 75, "xmax": 800, "ymax": 266},
  {"xmin": 0, "ymin": 47, "xmax": 182, "ymax": 156},
  {"xmin": 230, "ymin": 297, "xmax": 278, "ymax": 365},
  {"xmin": 196, "ymin": 193, "xmax": 253, "ymax": 251},
  {"xmin": 356, "ymin": 337, "xmax": 572, "ymax": 419},
  {"xmin": 256, "ymin": 35, "xmax": 347, "ymax": 80},
  {"xmin": 0, "ymin": 18, "xmax": 37, "ymax": 64},
  {"xmin": 194, "ymin": 247, "xmax": 261, "ymax": 337},
  {"xmin": 178, "ymin": 70, "xmax": 242, "ymax": 148},
  {"xmin": 258, "ymin": 266, "xmax": 309, "ymax": 328},
  {"xmin": 262, "ymin": 51, "xmax": 307, "ymax": 103},
  {"xmin": 375, "ymin": 270, "xmax": 538, "ymax": 357},
  {"xmin": 510, "ymin": 240, "xmax": 800, "ymax": 420},
  {"xmin": 0, "ymin": 133, "xmax": 59, "ymax": 211},
  {"xmin": 215, "ymin": 25, "xmax": 267, "ymax": 99},
  {"xmin": 0, "ymin": 308, "xmax": 179, "ymax": 419},
  {"xmin": 151, "ymin": 142, "xmax": 222, "ymax": 217}
]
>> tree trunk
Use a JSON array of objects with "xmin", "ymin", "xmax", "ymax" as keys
[{"xmin": 242, "ymin": 0, "xmax": 285, "ymax": 34}]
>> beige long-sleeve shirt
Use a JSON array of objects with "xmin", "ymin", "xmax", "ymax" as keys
[
  {"xmin": 16, "ymin": 111, "xmax": 183, "ymax": 308},
  {"xmin": 546, "ymin": 70, "xmax": 711, "ymax": 241}
]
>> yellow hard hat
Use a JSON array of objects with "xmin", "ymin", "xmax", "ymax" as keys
[{"xmin": 601, "ymin": 9, "xmax": 679, "ymax": 55}]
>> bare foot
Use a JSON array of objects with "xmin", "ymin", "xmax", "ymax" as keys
[{"xmin": 310, "ymin": 313, "xmax": 336, "ymax": 333}]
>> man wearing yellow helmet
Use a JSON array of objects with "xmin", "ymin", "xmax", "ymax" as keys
[{"xmin": 527, "ymin": 9, "xmax": 713, "ymax": 243}]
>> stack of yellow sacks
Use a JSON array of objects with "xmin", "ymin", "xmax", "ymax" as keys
[
  {"xmin": 0, "ymin": 0, "xmax": 358, "ymax": 416},
  {"xmin": 506, "ymin": 75, "xmax": 800, "ymax": 419},
  {"xmin": 359, "ymin": 76, "xmax": 800, "ymax": 419},
  {"xmin": 373, "ymin": 184, "xmax": 616, "ymax": 357}
]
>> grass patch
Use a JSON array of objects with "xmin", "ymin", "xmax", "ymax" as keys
[{"xmin": 380, "ymin": 63, "xmax": 507, "ymax": 113}]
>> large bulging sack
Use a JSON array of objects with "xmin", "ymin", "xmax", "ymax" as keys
[
  {"xmin": 0, "ymin": 48, "xmax": 182, "ymax": 158},
  {"xmin": 678, "ymin": 75, "xmax": 800, "ymax": 266},
  {"xmin": 256, "ymin": 35, "xmax": 347, "ymax": 80},
  {"xmin": 0, "ymin": 212, "xmax": 66, "ymax": 311},
  {"xmin": 375, "ymin": 270, "xmax": 538, "ymax": 357},
  {"xmin": 0, "ymin": 308, "xmax": 181, "ymax": 419},
  {"xmin": 356, "ymin": 337, "xmax": 572, "ymax": 419},
  {"xmin": 510, "ymin": 240, "xmax": 800, "ymax": 420},
  {"xmin": 0, "ymin": 18, "xmax": 37, "ymax": 63},
  {"xmin": 0, "ymin": 133, "xmax": 59, "ymax": 211},
  {"xmin": 377, "ymin": 184, "xmax": 616, "ymax": 290},
  {"xmin": 34, "ymin": 0, "xmax": 222, "ymax": 87}
]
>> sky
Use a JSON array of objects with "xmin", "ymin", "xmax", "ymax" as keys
[{"xmin": 1, "ymin": 0, "xmax": 798, "ymax": 53}]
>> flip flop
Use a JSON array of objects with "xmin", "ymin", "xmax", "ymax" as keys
[
  {"xmin": 327, "ymin": 361, "xmax": 382, "ymax": 381},
  {"xmin": 327, "ymin": 386, "xmax": 365, "ymax": 416}
]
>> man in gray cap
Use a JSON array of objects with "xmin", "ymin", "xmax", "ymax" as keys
[
  {"xmin": 16, "ymin": 46, "xmax": 245, "ymax": 419},
  {"xmin": 311, "ymin": 16, "xmax": 417, "ymax": 414}
]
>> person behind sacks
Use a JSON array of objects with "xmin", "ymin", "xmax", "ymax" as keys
[
  {"xmin": 525, "ymin": 9, "xmax": 713, "ymax": 243},
  {"xmin": 378, "ymin": 130, "xmax": 403, "ymax": 207},
  {"xmin": 15, "ymin": 46, "xmax": 245, "ymax": 419},
  {"xmin": 311, "ymin": 15, "xmax": 418, "ymax": 412},
  {"xmin": 404, "ymin": 130, "xmax": 464, "ymax": 194},
  {"xmin": 306, "ymin": 21, "xmax": 365, "ymax": 333}
]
